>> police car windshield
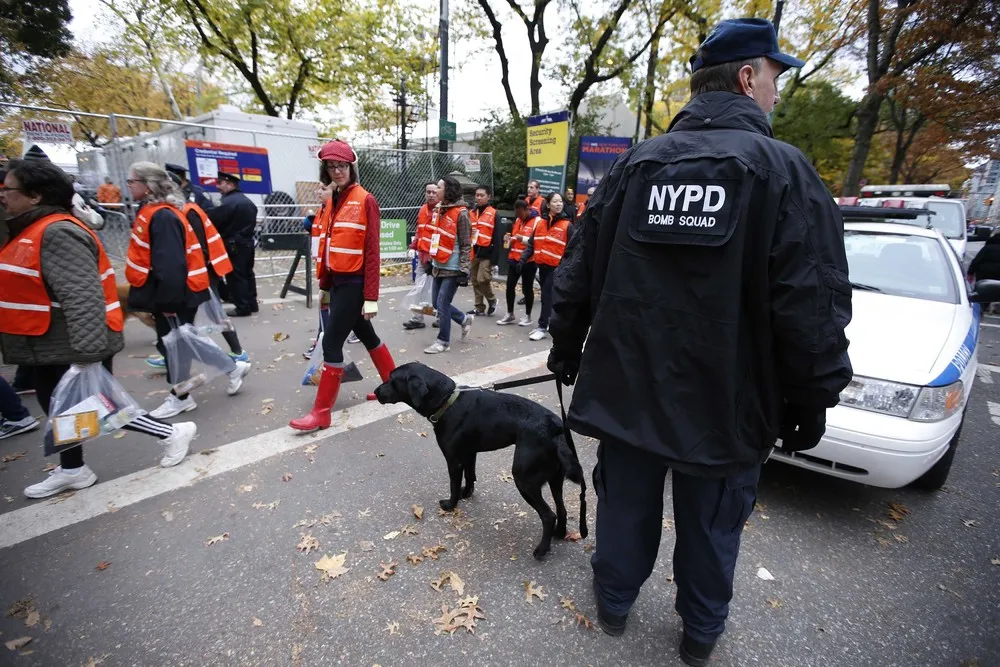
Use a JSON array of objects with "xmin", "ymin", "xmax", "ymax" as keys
[
  {"xmin": 924, "ymin": 202, "xmax": 964, "ymax": 239},
  {"xmin": 843, "ymin": 231, "xmax": 958, "ymax": 304}
]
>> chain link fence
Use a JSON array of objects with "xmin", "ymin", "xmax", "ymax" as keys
[{"xmin": 1, "ymin": 102, "xmax": 493, "ymax": 280}]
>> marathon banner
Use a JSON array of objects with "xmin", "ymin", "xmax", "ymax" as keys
[
  {"xmin": 22, "ymin": 119, "xmax": 74, "ymax": 145},
  {"xmin": 184, "ymin": 140, "xmax": 273, "ymax": 195},
  {"xmin": 526, "ymin": 110, "xmax": 570, "ymax": 194},
  {"xmin": 576, "ymin": 136, "xmax": 631, "ymax": 196}
]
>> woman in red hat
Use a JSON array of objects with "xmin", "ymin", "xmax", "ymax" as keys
[{"xmin": 289, "ymin": 140, "xmax": 396, "ymax": 431}]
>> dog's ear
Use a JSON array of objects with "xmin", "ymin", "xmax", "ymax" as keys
[{"xmin": 406, "ymin": 374, "xmax": 428, "ymax": 405}]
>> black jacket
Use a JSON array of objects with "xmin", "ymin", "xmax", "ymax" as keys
[
  {"xmin": 549, "ymin": 92, "xmax": 853, "ymax": 476},
  {"xmin": 208, "ymin": 190, "xmax": 258, "ymax": 246},
  {"xmin": 128, "ymin": 206, "xmax": 210, "ymax": 313},
  {"xmin": 184, "ymin": 182, "xmax": 214, "ymax": 211},
  {"xmin": 969, "ymin": 235, "xmax": 1000, "ymax": 281}
]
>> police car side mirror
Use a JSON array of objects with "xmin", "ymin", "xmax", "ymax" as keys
[{"xmin": 970, "ymin": 279, "xmax": 1000, "ymax": 304}]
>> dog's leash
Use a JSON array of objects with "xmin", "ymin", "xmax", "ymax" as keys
[{"xmin": 489, "ymin": 372, "xmax": 556, "ymax": 392}]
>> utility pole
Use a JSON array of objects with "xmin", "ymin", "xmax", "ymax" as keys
[
  {"xmin": 394, "ymin": 77, "xmax": 409, "ymax": 150},
  {"xmin": 438, "ymin": 0, "xmax": 449, "ymax": 152}
]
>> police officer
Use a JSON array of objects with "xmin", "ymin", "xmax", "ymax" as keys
[
  {"xmin": 546, "ymin": 18, "xmax": 852, "ymax": 666},
  {"xmin": 165, "ymin": 163, "xmax": 214, "ymax": 211},
  {"xmin": 208, "ymin": 172, "xmax": 259, "ymax": 316}
]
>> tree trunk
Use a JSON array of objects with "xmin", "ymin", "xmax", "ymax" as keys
[
  {"xmin": 841, "ymin": 91, "xmax": 884, "ymax": 196},
  {"xmin": 145, "ymin": 44, "xmax": 184, "ymax": 121},
  {"xmin": 477, "ymin": 0, "xmax": 520, "ymax": 120},
  {"xmin": 642, "ymin": 24, "xmax": 661, "ymax": 140},
  {"xmin": 888, "ymin": 113, "xmax": 925, "ymax": 184}
]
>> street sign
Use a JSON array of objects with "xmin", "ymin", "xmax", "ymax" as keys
[{"xmin": 439, "ymin": 120, "xmax": 457, "ymax": 142}]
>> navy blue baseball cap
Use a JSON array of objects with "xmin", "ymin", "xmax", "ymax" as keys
[{"xmin": 690, "ymin": 18, "xmax": 805, "ymax": 73}]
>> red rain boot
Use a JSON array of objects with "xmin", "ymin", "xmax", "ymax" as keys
[
  {"xmin": 289, "ymin": 364, "xmax": 343, "ymax": 431},
  {"xmin": 366, "ymin": 343, "xmax": 396, "ymax": 400}
]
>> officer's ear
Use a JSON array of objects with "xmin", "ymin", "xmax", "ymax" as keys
[{"xmin": 737, "ymin": 64, "xmax": 756, "ymax": 98}]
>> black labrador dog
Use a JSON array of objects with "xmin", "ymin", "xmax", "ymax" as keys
[{"xmin": 374, "ymin": 362, "xmax": 587, "ymax": 560}]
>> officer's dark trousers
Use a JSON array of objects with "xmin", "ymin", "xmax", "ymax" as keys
[
  {"xmin": 591, "ymin": 441, "xmax": 760, "ymax": 643},
  {"xmin": 226, "ymin": 241, "xmax": 258, "ymax": 313}
]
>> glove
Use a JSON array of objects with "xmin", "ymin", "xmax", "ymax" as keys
[
  {"xmin": 778, "ymin": 404, "xmax": 827, "ymax": 452},
  {"xmin": 407, "ymin": 248, "xmax": 416, "ymax": 260},
  {"xmin": 457, "ymin": 272, "xmax": 469, "ymax": 287},
  {"xmin": 547, "ymin": 348, "xmax": 580, "ymax": 386}
]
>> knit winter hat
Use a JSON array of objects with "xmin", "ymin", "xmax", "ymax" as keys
[{"xmin": 23, "ymin": 145, "xmax": 50, "ymax": 161}]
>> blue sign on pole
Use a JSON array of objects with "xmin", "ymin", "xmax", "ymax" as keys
[{"xmin": 184, "ymin": 140, "xmax": 273, "ymax": 196}]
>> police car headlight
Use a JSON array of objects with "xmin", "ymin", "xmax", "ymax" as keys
[
  {"xmin": 839, "ymin": 376, "xmax": 918, "ymax": 418},
  {"xmin": 910, "ymin": 381, "xmax": 964, "ymax": 422}
]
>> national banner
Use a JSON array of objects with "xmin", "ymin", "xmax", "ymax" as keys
[
  {"xmin": 184, "ymin": 140, "xmax": 273, "ymax": 196},
  {"xmin": 576, "ymin": 136, "xmax": 631, "ymax": 195},
  {"xmin": 22, "ymin": 119, "xmax": 74, "ymax": 145},
  {"xmin": 526, "ymin": 110, "xmax": 570, "ymax": 194}
]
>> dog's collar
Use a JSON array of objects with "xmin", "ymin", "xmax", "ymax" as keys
[{"xmin": 428, "ymin": 389, "xmax": 461, "ymax": 424}]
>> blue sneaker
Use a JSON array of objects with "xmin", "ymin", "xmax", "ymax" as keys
[
  {"xmin": 228, "ymin": 351, "xmax": 250, "ymax": 363},
  {"xmin": 145, "ymin": 355, "xmax": 166, "ymax": 369}
]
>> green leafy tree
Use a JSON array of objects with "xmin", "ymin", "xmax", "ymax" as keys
[
  {"xmin": 0, "ymin": 0, "xmax": 73, "ymax": 96},
  {"xmin": 477, "ymin": 111, "xmax": 527, "ymax": 207}
]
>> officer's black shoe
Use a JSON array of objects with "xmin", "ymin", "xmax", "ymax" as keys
[
  {"xmin": 402, "ymin": 320, "xmax": 426, "ymax": 330},
  {"xmin": 432, "ymin": 320, "xmax": 439, "ymax": 328},
  {"xmin": 592, "ymin": 583, "xmax": 628, "ymax": 636},
  {"xmin": 227, "ymin": 308, "xmax": 253, "ymax": 317},
  {"xmin": 679, "ymin": 632, "xmax": 717, "ymax": 666}
]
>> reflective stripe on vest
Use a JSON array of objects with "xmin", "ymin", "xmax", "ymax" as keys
[
  {"xmin": 415, "ymin": 203, "xmax": 436, "ymax": 254},
  {"xmin": 324, "ymin": 184, "xmax": 370, "ymax": 274},
  {"xmin": 0, "ymin": 213, "xmax": 124, "ymax": 336},
  {"xmin": 507, "ymin": 216, "xmax": 540, "ymax": 262},
  {"xmin": 126, "ymin": 202, "xmax": 211, "ymax": 292},
  {"xmin": 533, "ymin": 217, "xmax": 570, "ymax": 267},
  {"xmin": 470, "ymin": 206, "xmax": 496, "ymax": 247},
  {"xmin": 428, "ymin": 205, "xmax": 465, "ymax": 263},
  {"xmin": 183, "ymin": 202, "xmax": 233, "ymax": 276}
]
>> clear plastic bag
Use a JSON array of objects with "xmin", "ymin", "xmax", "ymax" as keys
[
  {"xmin": 43, "ymin": 363, "xmax": 144, "ymax": 455},
  {"xmin": 193, "ymin": 290, "xmax": 235, "ymax": 336},
  {"xmin": 301, "ymin": 333, "xmax": 364, "ymax": 386},
  {"xmin": 402, "ymin": 271, "xmax": 435, "ymax": 315},
  {"xmin": 162, "ymin": 321, "xmax": 237, "ymax": 395}
]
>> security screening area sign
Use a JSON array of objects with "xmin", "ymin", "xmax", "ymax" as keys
[
  {"xmin": 184, "ymin": 140, "xmax": 273, "ymax": 195},
  {"xmin": 526, "ymin": 110, "xmax": 570, "ymax": 194},
  {"xmin": 22, "ymin": 119, "xmax": 74, "ymax": 145}
]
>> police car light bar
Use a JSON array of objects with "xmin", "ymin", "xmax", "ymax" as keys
[
  {"xmin": 839, "ymin": 205, "xmax": 936, "ymax": 221},
  {"xmin": 859, "ymin": 184, "xmax": 951, "ymax": 198}
]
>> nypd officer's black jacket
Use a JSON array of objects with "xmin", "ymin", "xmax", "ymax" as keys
[
  {"xmin": 549, "ymin": 92, "xmax": 853, "ymax": 477},
  {"xmin": 208, "ymin": 189, "xmax": 258, "ymax": 246}
]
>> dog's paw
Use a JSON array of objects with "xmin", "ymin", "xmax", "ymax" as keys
[
  {"xmin": 438, "ymin": 499, "xmax": 457, "ymax": 512},
  {"xmin": 461, "ymin": 484, "xmax": 474, "ymax": 499},
  {"xmin": 532, "ymin": 542, "xmax": 551, "ymax": 561},
  {"xmin": 552, "ymin": 524, "xmax": 567, "ymax": 540}
]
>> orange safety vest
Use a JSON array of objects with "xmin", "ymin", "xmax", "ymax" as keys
[
  {"xmin": 0, "ymin": 213, "xmax": 124, "ymax": 336},
  {"xmin": 415, "ymin": 203, "xmax": 436, "ymax": 254},
  {"xmin": 577, "ymin": 200, "xmax": 587, "ymax": 219},
  {"xmin": 526, "ymin": 195, "xmax": 544, "ymax": 215},
  {"xmin": 323, "ymin": 184, "xmax": 371, "ymax": 274},
  {"xmin": 428, "ymin": 205, "xmax": 467, "ymax": 264},
  {"xmin": 311, "ymin": 198, "xmax": 332, "ymax": 267},
  {"xmin": 470, "ymin": 206, "xmax": 496, "ymax": 248},
  {"xmin": 507, "ymin": 215, "xmax": 540, "ymax": 262},
  {"xmin": 126, "ymin": 202, "xmax": 211, "ymax": 292},
  {"xmin": 182, "ymin": 202, "xmax": 233, "ymax": 277},
  {"xmin": 533, "ymin": 216, "xmax": 571, "ymax": 267}
]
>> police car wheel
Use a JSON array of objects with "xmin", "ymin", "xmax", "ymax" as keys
[{"xmin": 911, "ymin": 415, "xmax": 963, "ymax": 491}]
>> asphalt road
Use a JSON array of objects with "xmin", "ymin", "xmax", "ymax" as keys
[{"xmin": 0, "ymin": 276, "xmax": 997, "ymax": 666}]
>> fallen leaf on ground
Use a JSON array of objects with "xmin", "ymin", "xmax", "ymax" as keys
[
  {"xmin": 281, "ymin": 472, "xmax": 293, "ymax": 482},
  {"xmin": 252, "ymin": 617, "xmax": 263, "ymax": 627},
  {"xmin": 385, "ymin": 620, "xmax": 400, "ymax": 635},
  {"xmin": 431, "ymin": 571, "xmax": 465, "ymax": 595},
  {"xmin": 260, "ymin": 405, "xmax": 273, "ymax": 415},
  {"xmin": 876, "ymin": 536, "xmax": 892, "ymax": 547},
  {"xmin": 563, "ymin": 531, "xmax": 583, "ymax": 542},
  {"xmin": 887, "ymin": 502, "xmax": 910, "ymax": 522},
  {"xmin": 756, "ymin": 567, "xmax": 775, "ymax": 581},
  {"xmin": 893, "ymin": 534, "xmax": 909, "ymax": 543},
  {"xmin": 315, "ymin": 552, "xmax": 349, "ymax": 581},
  {"xmin": 162, "ymin": 510, "xmax": 174, "ymax": 522},
  {"xmin": 4, "ymin": 495, "xmax": 13, "ymax": 503},
  {"xmin": 991, "ymin": 558, "xmax": 1000, "ymax": 566},
  {"xmin": 2, "ymin": 452, "xmax": 26, "ymax": 463},
  {"xmin": 303, "ymin": 444, "xmax": 318, "ymax": 455},
  {"xmin": 297, "ymin": 534, "xmax": 320, "ymax": 554},
  {"xmin": 206, "ymin": 533, "xmax": 230, "ymax": 546},
  {"xmin": 574, "ymin": 612, "xmax": 596, "ymax": 631},
  {"xmin": 252, "ymin": 500, "xmax": 281, "ymax": 511},
  {"xmin": 273, "ymin": 332, "xmax": 289, "ymax": 342},
  {"xmin": 5, "ymin": 637, "xmax": 31, "ymax": 651},
  {"xmin": 401, "ymin": 524, "xmax": 419, "ymax": 536},
  {"xmin": 25, "ymin": 611, "xmax": 40, "ymax": 628},
  {"xmin": 422, "ymin": 545, "xmax": 447, "ymax": 560},
  {"xmin": 766, "ymin": 598, "xmax": 782, "ymax": 609},
  {"xmin": 433, "ymin": 596, "xmax": 486, "ymax": 635},
  {"xmin": 412, "ymin": 504, "xmax": 424, "ymax": 520},
  {"xmin": 406, "ymin": 553, "xmax": 424, "ymax": 565},
  {"xmin": 524, "ymin": 580, "xmax": 547, "ymax": 604},
  {"xmin": 42, "ymin": 463, "xmax": 57, "ymax": 473},
  {"xmin": 106, "ymin": 502, "xmax": 118, "ymax": 513},
  {"xmin": 359, "ymin": 540, "xmax": 375, "ymax": 552},
  {"xmin": 5, "ymin": 599, "xmax": 33, "ymax": 619},
  {"xmin": 662, "ymin": 517, "xmax": 674, "ymax": 530},
  {"xmin": 377, "ymin": 562, "xmax": 397, "ymax": 581},
  {"xmin": 383, "ymin": 530, "xmax": 401, "ymax": 540},
  {"xmin": 560, "ymin": 596, "xmax": 576, "ymax": 612},
  {"xmin": 239, "ymin": 485, "xmax": 254, "ymax": 493},
  {"xmin": 962, "ymin": 519, "xmax": 979, "ymax": 528},
  {"xmin": 358, "ymin": 508, "xmax": 372, "ymax": 517},
  {"xmin": 95, "ymin": 561, "xmax": 112, "ymax": 571}
]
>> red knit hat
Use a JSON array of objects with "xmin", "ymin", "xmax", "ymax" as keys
[{"xmin": 318, "ymin": 140, "xmax": 357, "ymax": 163}]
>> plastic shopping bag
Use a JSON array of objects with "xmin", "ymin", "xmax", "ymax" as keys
[
  {"xmin": 402, "ymin": 271, "xmax": 435, "ymax": 316},
  {"xmin": 301, "ymin": 333, "xmax": 364, "ymax": 386},
  {"xmin": 162, "ymin": 321, "xmax": 237, "ymax": 395},
  {"xmin": 43, "ymin": 363, "xmax": 144, "ymax": 455},
  {"xmin": 193, "ymin": 290, "xmax": 235, "ymax": 336}
]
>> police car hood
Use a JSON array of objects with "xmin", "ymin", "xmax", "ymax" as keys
[{"xmin": 847, "ymin": 291, "xmax": 956, "ymax": 386}]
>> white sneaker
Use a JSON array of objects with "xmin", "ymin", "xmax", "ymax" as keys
[
  {"xmin": 0, "ymin": 415, "xmax": 40, "ymax": 440},
  {"xmin": 24, "ymin": 464, "xmax": 98, "ymax": 499},
  {"xmin": 462, "ymin": 314, "xmax": 474, "ymax": 340},
  {"xmin": 227, "ymin": 360, "xmax": 252, "ymax": 396},
  {"xmin": 528, "ymin": 327, "xmax": 549, "ymax": 341},
  {"xmin": 160, "ymin": 421, "xmax": 196, "ymax": 467},
  {"xmin": 518, "ymin": 316, "xmax": 533, "ymax": 327},
  {"xmin": 497, "ymin": 313, "xmax": 516, "ymax": 325},
  {"xmin": 150, "ymin": 393, "xmax": 197, "ymax": 419},
  {"xmin": 424, "ymin": 341, "xmax": 450, "ymax": 354},
  {"xmin": 347, "ymin": 332, "xmax": 361, "ymax": 344}
]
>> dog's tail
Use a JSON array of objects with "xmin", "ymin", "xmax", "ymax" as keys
[{"xmin": 556, "ymin": 431, "xmax": 588, "ymax": 539}]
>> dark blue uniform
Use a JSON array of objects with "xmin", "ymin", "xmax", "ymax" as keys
[
  {"xmin": 208, "ymin": 189, "xmax": 258, "ymax": 314},
  {"xmin": 549, "ymin": 92, "xmax": 852, "ymax": 644}
]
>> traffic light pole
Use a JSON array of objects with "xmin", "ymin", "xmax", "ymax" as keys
[{"xmin": 438, "ymin": 0, "xmax": 449, "ymax": 152}]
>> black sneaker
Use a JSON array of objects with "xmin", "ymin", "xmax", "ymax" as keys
[
  {"xmin": 402, "ymin": 320, "xmax": 426, "ymax": 330},
  {"xmin": 593, "ymin": 582, "xmax": 628, "ymax": 636},
  {"xmin": 679, "ymin": 632, "xmax": 717, "ymax": 666},
  {"xmin": 432, "ymin": 320, "xmax": 439, "ymax": 328},
  {"xmin": 517, "ymin": 295, "xmax": 526, "ymax": 305},
  {"xmin": 0, "ymin": 416, "xmax": 40, "ymax": 441},
  {"xmin": 467, "ymin": 308, "xmax": 485, "ymax": 316},
  {"xmin": 487, "ymin": 299, "xmax": 498, "ymax": 316}
]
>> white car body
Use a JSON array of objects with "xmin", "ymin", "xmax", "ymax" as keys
[
  {"xmin": 859, "ymin": 197, "xmax": 968, "ymax": 259},
  {"xmin": 770, "ymin": 222, "xmax": 980, "ymax": 488}
]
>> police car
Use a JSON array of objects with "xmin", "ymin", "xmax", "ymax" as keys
[{"xmin": 771, "ymin": 206, "xmax": 1000, "ymax": 490}]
